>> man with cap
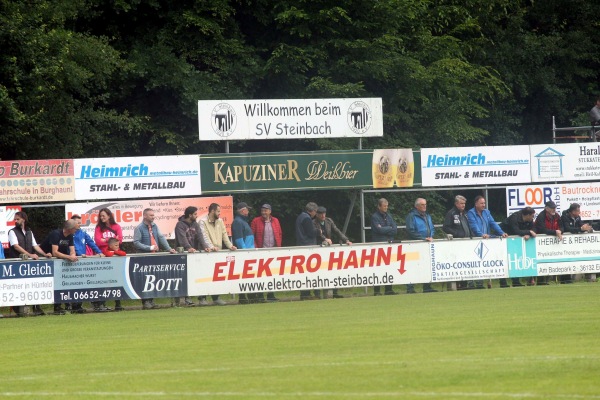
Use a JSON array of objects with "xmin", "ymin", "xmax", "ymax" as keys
[
  {"xmin": 251, "ymin": 203, "xmax": 282, "ymax": 302},
  {"xmin": 296, "ymin": 201, "xmax": 320, "ymax": 300},
  {"xmin": 534, "ymin": 200, "xmax": 564, "ymax": 285},
  {"xmin": 500, "ymin": 206, "xmax": 537, "ymax": 287},
  {"xmin": 232, "ymin": 202, "xmax": 257, "ymax": 304},
  {"xmin": 314, "ymin": 206, "xmax": 351, "ymax": 298}
]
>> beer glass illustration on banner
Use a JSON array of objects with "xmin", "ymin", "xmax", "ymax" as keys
[
  {"xmin": 372, "ymin": 149, "xmax": 397, "ymax": 188},
  {"xmin": 394, "ymin": 149, "xmax": 414, "ymax": 188}
]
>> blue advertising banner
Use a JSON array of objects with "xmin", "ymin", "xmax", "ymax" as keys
[{"xmin": 128, "ymin": 254, "xmax": 188, "ymax": 299}]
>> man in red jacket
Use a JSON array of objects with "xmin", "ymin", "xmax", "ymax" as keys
[{"xmin": 250, "ymin": 204, "xmax": 282, "ymax": 301}]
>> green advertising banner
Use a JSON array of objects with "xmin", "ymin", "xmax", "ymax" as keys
[
  {"xmin": 200, "ymin": 150, "xmax": 373, "ymax": 193},
  {"xmin": 200, "ymin": 149, "xmax": 420, "ymax": 193}
]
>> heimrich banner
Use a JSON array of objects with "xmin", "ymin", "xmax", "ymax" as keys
[
  {"xmin": 421, "ymin": 145, "xmax": 531, "ymax": 186},
  {"xmin": 197, "ymin": 98, "xmax": 383, "ymax": 141},
  {"xmin": 199, "ymin": 150, "xmax": 377, "ymax": 193},
  {"xmin": 74, "ymin": 155, "xmax": 201, "ymax": 200}
]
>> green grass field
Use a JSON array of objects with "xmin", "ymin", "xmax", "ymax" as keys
[{"xmin": 2, "ymin": 283, "xmax": 600, "ymax": 399}]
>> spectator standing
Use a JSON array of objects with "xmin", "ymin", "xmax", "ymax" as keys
[
  {"xmin": 174, "ymin": 206, "xmax": 208, "ymax": 306},
  {"xmin": 7, "ymin": 211, "xmax": 51, "ymax": 316},
  {"xmin": 199, "ymin": 203, "xmax": 237, "ymax": 305},
  {"xmin": 71, "ymin": 215, "xmax": 105, "ymax": 312},
  {"xmin": 500, "ymin": 207, "xmax": 537, "ymax": 287},
  {"xmin": 405, "ymin": 198, "xmax": 438, "ymax": 293},
  {"xmin": 296, "ymin": 202, "xmax": 320, "ymax": 300},
  {"xmin": 371, "ymin": 198, "xmax": 398, "ymax": 296},
  {"xmin": 467, "ymin": 196, "xmax": 508, "ymax": 289},
  {"xmin": 133, "ymin": 208, "xmax": 177, "ymax": 309},
  {"xmin": 442, "ymin": 195, "xmax": 472, "ymax": 290},
  {"xmin": 314, "ymin": 206, "xmax": 351, "ymax": 298},
  {"xmin": 40, "ymin": 220, "xmax": 79, "ymax": 315},
  {"xmin": 93, "ymin": 208, "xmax": 123, "ymax": 311},
  {"xmin": 534, "ymin": 201, "xmax": 564, "ymax": 285},
  {"xmin": 250, "ymin": 203, "xmax": 282, "ymax": 302},
  {"xmin": 231, "ymin": 202, "xmax": 257, "ymax": 304}
]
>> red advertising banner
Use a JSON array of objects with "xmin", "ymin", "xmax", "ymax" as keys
[
  {"xmin": 65, "ymin": 196, "xmax": 233, "ymax": 242},
  {"xmin": 0, "ymin": 159, "xmax": 75, "ymax": 203}
]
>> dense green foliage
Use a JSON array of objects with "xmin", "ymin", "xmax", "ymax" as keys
[{"xmin": 2, "ymin": 0, "xmax": 599, "ymax": 159}]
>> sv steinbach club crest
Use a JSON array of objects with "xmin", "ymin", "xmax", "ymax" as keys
[
  {"xmin": 347, "ymin": 101, "xmax": 372, "ymax": 134},
  {"xmin": 210, "ymin": 103, "xmax": 237, "ymax": 138}
]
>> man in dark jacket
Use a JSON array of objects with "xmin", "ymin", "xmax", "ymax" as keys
[
  {"xmin": 174, "ymin": 206, "xmax": 208, "ymax": 306},
  {"xmin": 442, "ymin": 195, "xmax": 472, "ymax": 239},
  {"xmin": 500, "ymin": 207, "xmax": 537, "ymax": 287},
  {"xmin": 314, "ymin": 207, "xmax": 351, "ymax": 298},
  {"xmin": 296, "ymin": 202, "xmax": 320, "ymax": 299},
  {"xmin": 561, "ymin": 203, "xmax": 593, "ymax": 234},
  {"xmin": 370, "ymin": 198, "xmax": 398, "ymax": 295}
]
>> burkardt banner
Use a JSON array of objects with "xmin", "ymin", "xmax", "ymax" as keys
[
  {"xmin": 0, "ymin": 159, "xmax": 75, "ymax": 203},
  {"xmin": 530, "ymin": 143, "xmax": 600, "ymax": 182},
  {"xmin": 198, "ymin": 98, "xmax": 383, "ymax": 141},
  {"xmin": 74, "ymin": 155, "xmax": 201, "ymax": 200},
  {"xmin": 65, "ymin": 196, "xmax": 234, "ymax": 242},
  {"xmin": 420, "ymin": 146, "xmax": 531, "ymax": 187}
]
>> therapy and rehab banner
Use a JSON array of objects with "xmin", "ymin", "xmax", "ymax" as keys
[
  {"xmin": 530, "ymin": 143, "xmax": 600, "ymax": 182},
  {"xmin": 506, "ymin": 233, "xmax": 600, "ymax": 279},
  {"xmin": 199, "ymin": 150, "xmax": 376, "ymax": 193},
  {"xmin": 421, "ymin": 146, "xmax": 531, "ymax": 186},
  {"xmin": 65, "ymin": 196, "xmax": 233, "ymax": 242},
  {"xmin": 0, "ymin": 159, "xmax": 75, "ymax": 203},
  {"xmin": 74, "ymin": 155, "xmax": 201, "ymax": 200},
  {"xmin": 198, "ymin": 98, "xmax": 383, "ymax": 141},
  {"xmin": 187, "ymin": 242, "xmax": 431, "ymax": 296}
]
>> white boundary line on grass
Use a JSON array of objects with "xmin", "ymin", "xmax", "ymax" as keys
[{"xmin": 1, "ymin": 391, "xmax": 600, "ymax": 398}]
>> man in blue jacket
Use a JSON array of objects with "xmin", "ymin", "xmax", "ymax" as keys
[
  {"xmin": 232, "ymin": 202, "xmax": 257, "ymax": 304},
  {"xmin": 405, "ymin": 198, "xmax": 437, "ymax": 293},
  {"xmin": 466, "ymin": 196, "xmax": 508, "ymax": 289}
]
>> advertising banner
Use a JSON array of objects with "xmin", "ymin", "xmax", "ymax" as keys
[
  {"xmin": 506, "ymin": 183, "xmax": 600, "ymax": 218},
  {"xmin": 530, "ymin": 143, "xmax": 600, "ymax": 182},
  {"xmin": 128, "ymin": 254, "xmax": 188, "ymax": 299},
  {"xmin": 421, "ymin": 146, "xmax": 531, "ymax": 187},
  {"xmin": 199, "ymin": 150, "xmax": 375, "ymax": 193},
  {"xmin": 65, "ymin": 196, "xmax": 233, "ymax": 242},
  {"xmin": 198, "ymin": 98, "xmax": 383, "ymax": 141},
  {"xmin": 186, "ymin": 242, "xmax": 431, "ymax": 296},
  {"xmin": 429, "ymin": 238, "xmax": 507, "ymax": 282},
  {"xmin": 74, "ymin": 155, "xmax": 201, "ymax": 200},
  {"xmin": 53, "ymin": 257, "xmax": 129, "ymax": 303},
  {"xmin": 0, "ymin": 259, "xmax": 54, "ymax": 306},
  {"xmin": 0, "ymin": 159, "xmax": 75, "ymax": 204},
  {"xmin": 372, "ymin": 149, "xmax": 414, "ymax": 189},
  {"xmin": 505, "ymin": 233, "xmax": 600, "ymax": 278}
]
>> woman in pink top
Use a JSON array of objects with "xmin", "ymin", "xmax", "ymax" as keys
[{"xmin": 93, "ymin": 208, "xmax": 124, "ymax": 311}]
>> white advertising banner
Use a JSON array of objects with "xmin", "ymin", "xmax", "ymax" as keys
[
  {"xmin": 429, "ymin": 238, "xmax": 507, "ymax": 282},
  {"xmin": 0, "ymin": 259, "xmax": 54, "ymax": 306},
  {"xmin": 533, "ymin": 233, "xmax": 600, "ymax": 276},
  {"xmin": 197, "ymin": 98, "xmax": 383, "ymax": 141},
  {"xmin": 506, "ymin": 183, "xmax": 600, "ymax": 218},
  {"xmin": 421, "ymin": 145, "xmax": 531, "ymax": 186},
  {"xmin": 0, "ymin": 206, "xmax": 20, "ymax": 249},
  {"xmin": 74, "ymin": 155, "xmax": 201, "ymax": 200},
  {"xmin": 530, "ymin": 143, "xmax": 600, "ymax": 182},
  {"xmin": 186, "ymin": 242, "xmax": 431, "ymax": 296}
]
